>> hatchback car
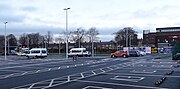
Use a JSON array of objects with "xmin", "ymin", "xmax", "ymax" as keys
[{"xmin": 111, "ymin": 50, "xmax": 128, "ymax": 58}]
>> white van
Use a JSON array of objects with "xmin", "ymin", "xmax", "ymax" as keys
[
  {"xmin": 26, "ymin": 48, "xmax": 48, "ymax": 58},
  {"xmin": 68, "ymin": 48, "xmax": 91, "ymax": 57}
]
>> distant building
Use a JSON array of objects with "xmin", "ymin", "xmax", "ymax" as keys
[{"xmin": 143, "ymin": 27, "xmax": 180, "ymax": 48}]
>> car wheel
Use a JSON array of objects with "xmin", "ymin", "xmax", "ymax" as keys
[
  {"xmin": 122, "ymin": 55, "xmax": 127, "ymax": 58},
  {"xmin": 111, "ymin": 55, "xmax": 115, "ymax": 58}
]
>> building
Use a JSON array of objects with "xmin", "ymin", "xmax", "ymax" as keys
[
  {"xmin": 156, "ymin": 27, "xmax": 180, "ymax": 48},
  {"xmin": 143, "ymin": 30, "xmax": 156, "ymax": 47},
  {"xmin": 143, "ymin": 27, "xmax": 180, "ymax": 49}
]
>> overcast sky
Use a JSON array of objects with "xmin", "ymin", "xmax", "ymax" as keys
[{"xmin": 1, "ymin": 0, "xmax": 180, "ymax": 41}]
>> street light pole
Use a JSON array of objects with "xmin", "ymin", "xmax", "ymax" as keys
[
  {"xmin": 4, "ymin": 22, "xmax": 8, "ymax": 60},
  {"xmin": 64, "ymin": 8, "xmax": 70, "ymax": 59}
]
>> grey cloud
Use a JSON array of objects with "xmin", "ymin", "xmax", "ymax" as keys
[
  {"xmin": 0, "ymin": 4, "xmax": 26, "ymax": 23},
  {"xmin": 21, "ymin": 6, "xmax": 37, "ymax": 12},
  {"xmin": 0, "ymin": 24, "xmax": 64, "ymax": 35},
  {"xmin": 132, "ymin": 5, "xmax": 178, "ymax": 19},
  {"xmin": 0, "ymin": 13, "xmax": 26, "ymax": 22},
  {"xmin": 0, "ymin": 4, "xmax": 11, "ymax": 11}
]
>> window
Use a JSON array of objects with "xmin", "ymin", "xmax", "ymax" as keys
[
  {"xmin": 42, "ymin": 50, "xmax": 47, "ymax": 53},
  {"xmin": 31, "ymin": 50, "xmax": 40, "ymax": 53},
  {"xmin": 71, "ymin": 50, "xmax": 81, "ymax": 53}
]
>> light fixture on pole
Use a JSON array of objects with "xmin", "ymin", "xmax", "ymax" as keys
[
  {"xmin": 64, "ymin": 7, "xmax": 70, "ymax": 59},
  {"xmin": 4, "ymin": 22, "xmax": 8, "ymax": 60}
]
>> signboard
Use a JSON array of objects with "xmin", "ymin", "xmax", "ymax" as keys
[{"xmin": 169, "ymin": 36, "xmax": 180, "ymax": 39}]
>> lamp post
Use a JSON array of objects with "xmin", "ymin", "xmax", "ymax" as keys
[
  {"xmin": 4, "ymin": 22, "xmax": 8, "ymax": 60},
  {"xmin": 64, "ymin": 7, "xmax": 70, "ymax": 59}
]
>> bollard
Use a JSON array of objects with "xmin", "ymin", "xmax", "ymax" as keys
[
  {"xmin": 166, "ymin": 70, "xmax": 174, "ymax": 75},
  {"xmin": 73, "ymin": 55, "xmax": 78, "ymax": 61},
  {"xmin": 155, "ymin": 76, "xmax": 166, "ymax": 85}
]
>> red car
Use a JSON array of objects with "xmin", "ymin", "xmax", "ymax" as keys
[{"xmin": 111, "ymin": 50, "xmax": 128, "ymax": 58}]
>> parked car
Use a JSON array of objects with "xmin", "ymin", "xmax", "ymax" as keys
[
  {"xmin": 138, "ymin": 50, "xmax": 146, "ymax": 56},
  {"xmin": 17, "ymin": 50, "xmax": 29, "ymax": 56},
  {"xmin": 68, "ymin": 48, "xmax": 91, "ymax": 57},
  {"xmin": 111, "ymin": 50, "xmax": 128, "ymax": 58},
  {"xmin": 128, "ymin": 50, "xmax": 141, "ymax": 57},
  {"xmin": 26, "ymin": 48, "xmax": 48, "ymax": 58}
]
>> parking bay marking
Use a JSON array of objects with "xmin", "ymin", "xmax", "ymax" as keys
[
  {"xmin": 0, "ymin": 60, "xmax": 106, "ymax": 80},
  {"xmin": 110, "ymin": 76, "xmax": 145, "ymax": 82},
  {"xmin": 11, "ymin": 61, "xmax": 135, "ymax": 89},
  {"xmin": 105, "ymin": 73, "xmax": 180, "ymax": 78},
  {"xmin": 82, "ymin": 86, "xmax": 112, "ymax": 89},
  {"xmin": 76, "ymin": 80, "xmax": 169, "ymax": 89},
  {"xmin": 131, "ymin": 70, "xmax": 156, "ymax": 74}
]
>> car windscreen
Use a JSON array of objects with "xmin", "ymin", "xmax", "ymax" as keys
[{"xmin": 42, "ymin": 50, "xmax": 47, "ymax": 53}]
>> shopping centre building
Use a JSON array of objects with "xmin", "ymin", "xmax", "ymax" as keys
[{"xmin": 143, "ymin": 27, "xmax": 180, "ymax": 52}]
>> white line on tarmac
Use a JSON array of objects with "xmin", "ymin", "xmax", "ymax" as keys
[
  {"xmin": 0, "ymin": 60, "xmax": 71, "ymax": 70},
  {"xmin": 82, "ymin": 86, "xmax": 112, "ymax": 89},
  {"xmin": 21, "ymin": 72, "xmax": 28, "ymax": 75},
  {"xmin": 81, "ymin": 73, "xmax": 84, "ymax": 78},
  {"xmin": 4, "ymin": 74, "xmax": 14, "ymax": 78},
  {"xmin": 92, "ymin": 71, "xmax": 96, "ymax": 75},
  {"xmin": 76, "ymin": 80, "xmax": 169, "ymax": 89},
  {"xmin": 35, "ymin": 70, "xmax": 40, "ymax": 73},
  {"xmin": 68, "ymin": 76, "xmax": 70, "ymax": 81},
  {"xmin": 104, "ymin": 73, "xmax": 180, "ymax": 78},
  {"xmin": 100, "ymin": 69, "xmax": 106, "ymax": 72},
  {"xmin": 28, "ymin": 84, "xmax": 35, "ymax": 89},
  {"xmin": 48, "ymin": 79, "xmax": 54, "ymax": 87}
]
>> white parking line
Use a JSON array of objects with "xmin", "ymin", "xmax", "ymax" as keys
[
  {"xmin": 105, "ymin": 73, "xmax": 180, "ymax": 78},
  {"xmin": 81, "ymin": 73, "xmax": 84, "ymax": 78},
  {"xmin": 68, "ymin": 76, "xmax": 70, "ymax": 81},
  {"xmin": 92, "ymin": 71, "xmax": 96, "ymax": 75},
  {"xmin": 82, "ymin": 86, "xmax": 112, "ymax": 89},
  {"xmin": 131, "ymin": 70, "xmax": 156, "ymax": 74},
  {"xmin": 21, "ymin": 72, "xmax": 28, "ymax": 75},
  {"xmin": 35, "ymin": 70, "xmax": 40, "ymax": 73},
  {"xmin": 110, "ymin": 76, "xmax": 144, "ymax": 82},
  {"xmin": 4, "ymin": 74, "xmax": 14, "ymax": 78},
  {"xmin": 76, "ymin": 80, "xmax": 169, "ymax": 89},
  {"xmin": 28, "ymin": 84, "xmax": 35, "ymax": 89},
  {"xmin": 48, "ymin": 79, "xmax": 54, "ymax": 87}
]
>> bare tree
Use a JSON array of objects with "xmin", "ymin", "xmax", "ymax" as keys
[
  {"xmin": 19, "ymin": 33, "xmax": 45, "ymax": 48},
  {"xmin": 0, "ymin": 35, "xmax": 5, "ymax": 52},
  {"xmin": 55, "ymin": 35, "xmax": 64, "ymax": 54},
  {"xmin": 45, "ymin": 31, "xmax": 53, "ymax": 48},
  {"xmin": 114, "ymin": 27, "xmax": 138, "ymax": 47},
  {"xmin": 18, "ymin": 33, "xmax": 27, "ymax": 47},
  {"xmin": 86, "ymin": 27, "xmax": 99, "ymax": 57},
  {"xmin": 70, "ymin": 27, "xmax": 86, "ymax": 47},
  {"xmin": 7, "ymin": 34, "xmax": 17, "ymax": 46}
]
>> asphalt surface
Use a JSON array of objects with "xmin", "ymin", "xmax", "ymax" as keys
[{"xmin": 0, "ymin": 54, "xmax": 179, "ymax": 89}]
